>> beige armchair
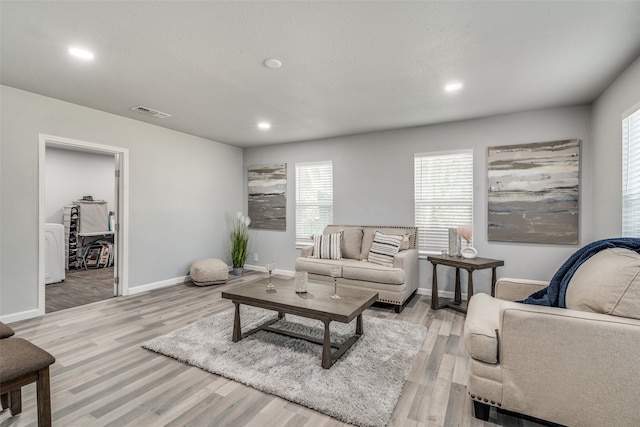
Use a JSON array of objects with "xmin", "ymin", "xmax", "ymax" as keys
[{"xmin": 463, "ymin": 247, "xmax": 640, "ymax": 426}]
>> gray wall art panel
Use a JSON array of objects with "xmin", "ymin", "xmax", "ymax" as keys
[
  {"xmin": 248, "ymin": 163, "xmax": 287, "ymax": 230},
  {"xmin": 488, "ymin": 139, "xmax": 580, "ymax": 244}
]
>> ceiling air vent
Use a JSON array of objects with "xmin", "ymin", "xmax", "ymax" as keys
[{"xmin": 130, "ymin": 105, "xmax": 171, "ymax": 119}]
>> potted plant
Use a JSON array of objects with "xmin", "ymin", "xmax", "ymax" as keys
[{"xmin": 230, "ymin": 212, "xmax": 251, "ymax": 275}]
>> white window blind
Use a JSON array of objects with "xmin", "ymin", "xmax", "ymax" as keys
[
  {"xmin": 295, "ymin": 161, "xmax": 333, "ymax": 241},
  {"xmin": 623, "ymin": 107, "xmax": 640, "ymax": 237},
  {"xmin": 414, "ymin": 150, "xmax": 473, "ymax": 252}
]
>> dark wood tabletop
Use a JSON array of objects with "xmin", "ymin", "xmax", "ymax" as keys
[
  {"xmin": 221, "ymin": 277, "xmax": 378, "ymax": 324},
  {"xmin": 426, "ymin": 255, "xmax": 504, "ymax": 270}
]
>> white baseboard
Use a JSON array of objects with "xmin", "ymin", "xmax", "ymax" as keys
[
  {"xmin": 127, "ymin": 275, "xmax": 188, "ymax": 295},
  {"xmin": 416, "ymin": 287, "xmax": 467, "ymax": 300},
  {"xmin": 128, "ymin": 267, "xmax": 296, "ymax": 296},
  {"xmin": 0, "ymin": 307, "xmax": 44, "ymax": 324},
  {"xmin": 243, "ymin": 264, "xmax": 295, "ymax": 277}
]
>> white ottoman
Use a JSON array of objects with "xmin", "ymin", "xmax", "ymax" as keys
[{"xmin": 190, "ymin": 258, "xmax": 228, "ymax": 286}]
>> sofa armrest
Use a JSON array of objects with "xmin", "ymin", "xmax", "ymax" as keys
[
  {"xmin": 392, "ymin": 249, "xmax": 415, "ymax": 268},
  {"xmin": 464, "ymin": 293, "xmax": 501, "ymax": 364},
  {"xmin": 299, "ymin": 245, "xmax": 314, "ymax": 258},
  {"xmin": 494, "ymin": 277, "xmax": 549, "ymax": 301},
  {"xmin": 498, "ymin": 302, "xmax": 640, "ymax": 425},
  {"xmin": 394, "ymin": 249, "xmax": 419, "ymax": 293}
]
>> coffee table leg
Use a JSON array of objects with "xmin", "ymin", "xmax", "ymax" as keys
[
  {"xmin": 356, "ymin": 313, "xmax": 363, "ymax": 336},
  {"xmin": 322, "ymin": 319, "xmax": 332, "ymax": 369},
  {"xmin": 232, "ymin": 302, "xmax": 242, "ymax": 342}
]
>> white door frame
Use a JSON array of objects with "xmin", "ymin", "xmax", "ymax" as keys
[{"xmin": 38, "ymin": 134, "xmax": 130, "ymax": 314}]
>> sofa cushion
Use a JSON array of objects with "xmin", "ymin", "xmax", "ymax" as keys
[
  {"xmin": 360, "ymin": 229, "xmax": 377, "ymax": 260},
  {"xmin": 566, "ymin": 248, "xmax": 640, "ymax": 320},
  {"xmin": 342, "ymin": 260, "xmax": 405, "ymax": 285},
  {"xmin": 312, "ymin": 232, "xmax": 342, "ymax": 260},
  {"xmin": 368, "ymin": 231, "xmax": 403, "ymax": 267},
  {"xmin": 324, "ymin": 226, "xmax": 363, "ymax": 259},
  {"xmin": 295, "ymin": 257, "xmax": 350, "ymax": 276}
]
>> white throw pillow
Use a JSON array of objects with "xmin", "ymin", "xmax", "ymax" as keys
[
  {"xmin": 312, "ymin": 232, "xmax": 342, "ymax": 260},
  {"xmin": 367, "ymin": 231, "xmax": 403, "ymax": 267},
  {"xmin": 399, "ymin": 233, "xmax": 410, "ymax": 250}
]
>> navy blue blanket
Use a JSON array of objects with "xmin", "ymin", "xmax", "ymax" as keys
[{"xmin": 520, "ymin": 237, "xmax": 640, "ymax": 307}]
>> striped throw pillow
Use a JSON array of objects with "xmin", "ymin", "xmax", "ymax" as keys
[
  {"xmin": 313, "ymin": 232, "xmax": 342, "ymax": 260},
  {"xmin": 368, "ymin": 231, "xmax": 403, "ymax": 267}
]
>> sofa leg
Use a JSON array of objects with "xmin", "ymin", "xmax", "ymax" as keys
[
  {"xmin": 473, "ymin": 400, "xmax": 490, "ymax": 421},
  {"xmin": 394, "ymin": 304, "xmax": 403, "ymax": 313}
]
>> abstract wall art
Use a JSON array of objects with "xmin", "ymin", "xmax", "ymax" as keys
[
  {"xmin": 487, "ymin": 139, "xmax": 580, "ymax": 244},
  {"xmin": 248, "ymin": 163, "xmax": 287, "ymax": 230}
]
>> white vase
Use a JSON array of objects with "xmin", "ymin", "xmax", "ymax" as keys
[{"xmin": 461, "ymin": 246, "xmax": 478, "ymax": 259}]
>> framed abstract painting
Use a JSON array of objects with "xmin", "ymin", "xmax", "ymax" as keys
[
  {"xmin": 487, "ymin": 139, "xmax": 580, "ymax": 244},
  {"xmin": 248, "ymin": 163, "xmax": 287, "ymax": 230}
]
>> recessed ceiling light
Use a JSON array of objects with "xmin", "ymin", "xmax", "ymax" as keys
[
  {"xmin": 263, "ymin": 58, "xmax": 282, "ymax": 69},
  {"xmin": 68, "ymin": 47, "xmax": 94, "ymax": 60},
  {"xmin": 258, "ymin": 121, "xmax": 271, "ymax": 130},
  {"xmin": 445, "ymin": 82, "xmax": 463, "ymax": 92}
]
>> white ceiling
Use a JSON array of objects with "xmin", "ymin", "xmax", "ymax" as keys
[{"xmin": 2, "ymin": 1, "xmax": 640, "ymax": 148}]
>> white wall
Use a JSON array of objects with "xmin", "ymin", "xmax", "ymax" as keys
[
  {"xmin": 243, "ymin": 106, "xmax": 593, "ymax": 295},
  {"xmin": 45, "ymin": 147, "xmax": 115, "ymax": 224},
  {"xmin": 0, "ymin": 85, "xmax": 243, "ymax": 319},
  {"xmin": 591, "ymin": 55, "xmax": 640, "ymax": 239}
]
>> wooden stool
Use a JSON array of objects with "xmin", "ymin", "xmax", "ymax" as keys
[{"xmin": 0, "ymin": 337, "xmax": 56, "ymax": 427}]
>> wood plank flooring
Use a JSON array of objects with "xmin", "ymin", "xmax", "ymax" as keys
[
  {"xmin": 45, "ymin": 267, "xmax": 115, "ymax": 313},
  {"xmin": 2, "ymin": 272, "xmax": 547, "ymax": 427}
]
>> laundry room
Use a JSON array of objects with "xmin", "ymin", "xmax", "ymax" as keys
[{"xmin": 45, "ymin": 146, "xmax": 116, "ymax": 312}]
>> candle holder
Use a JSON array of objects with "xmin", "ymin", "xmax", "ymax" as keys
[
  {"xmin": 266, "ymin": 262, "xmax": 275, "ymax": 290},
  {"xmin": 329, "ymin": 266, "xmax": 342, "ymax": 300}
]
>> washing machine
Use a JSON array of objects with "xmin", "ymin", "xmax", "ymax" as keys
[{"xmin": 45, "ymin": 223, "xmax": 65, "ymax": 284}]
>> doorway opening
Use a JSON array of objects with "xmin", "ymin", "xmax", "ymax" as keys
[{"xmin": 38, "ymin": 134, "xmax": 129, "ymax": 314}]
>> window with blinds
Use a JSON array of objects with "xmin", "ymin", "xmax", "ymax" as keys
[
  {"xmin": 623, "ymin": 107, "xmax": 640, "ymax": 237},
  {"xmin": 295, "ymin": 161, "xmax": 333, "ymax": 241},
  {"xmin": 414, "ymin": 150, "xmax": 473, "ymax": 252}
]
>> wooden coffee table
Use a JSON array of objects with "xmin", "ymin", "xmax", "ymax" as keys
[{"xmin": 221, "ymin": 277, "xmax": 378, "ymax": 369}]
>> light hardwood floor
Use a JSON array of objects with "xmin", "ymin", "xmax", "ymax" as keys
[{"xmin": 2, "ymin": 272, "xmax": 547, "ymax": 427}]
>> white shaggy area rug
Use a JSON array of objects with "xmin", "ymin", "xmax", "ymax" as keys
[{"xmin": 143, "ymin": 306, "xmax": 427, "ymax": 427}]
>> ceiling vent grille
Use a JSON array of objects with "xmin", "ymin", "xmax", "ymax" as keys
[{"xmin": 130, "ymin": 106, "xmax": 171, "ymax": 119}]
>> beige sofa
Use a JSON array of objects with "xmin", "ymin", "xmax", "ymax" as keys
[
  {"xmin": 463, "ymin": 247, "xmax": 640, "ymax": 426},
  {"xmin": 295, "ymin": 225, "xmax": 419, "ymax": 313}
]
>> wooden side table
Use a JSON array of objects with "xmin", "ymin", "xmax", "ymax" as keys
[{"xmin": 427, "ymin": 255, "xmax": 504, "ymax": 313}]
